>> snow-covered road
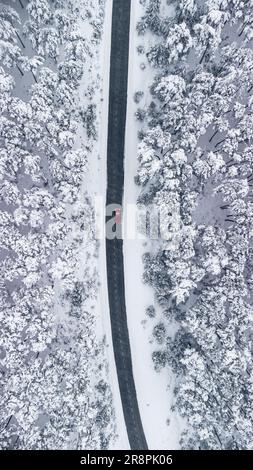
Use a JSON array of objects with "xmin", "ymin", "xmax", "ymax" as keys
[{"xmin": 105, "ymin": 0, "xmax": 148, "ymax": 450}]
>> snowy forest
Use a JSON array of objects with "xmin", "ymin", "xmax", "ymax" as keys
[
  {"xmin": 0, "ymin": 0, "xmax": 116, "ymax": 450},
  {"xmin": 136, "ymin": 0, "xmax": 253, "ymax": 450},
  {"xmin": 1, "ymin": 0, "xmax": 253, "ymax": 454}
]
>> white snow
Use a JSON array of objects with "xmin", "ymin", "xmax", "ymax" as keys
[{"xmin": 123, "ymin": 0, "xmax": 184, "ymax": 450}]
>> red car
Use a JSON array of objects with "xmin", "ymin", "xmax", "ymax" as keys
[{"xmin": 115, "ymin": 208, "xmax": 121, "ymax": 225}]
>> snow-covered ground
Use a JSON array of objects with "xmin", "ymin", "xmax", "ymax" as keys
[
  {"xmin": 88, "ymin": 0, "xmax": 129, "ymax": 450},
  {"xmin": 123, "ymin": 0, "xmax": 184, "ymax": 450}
]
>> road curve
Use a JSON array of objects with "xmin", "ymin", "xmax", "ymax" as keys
[{"xmin": 106, "ymin": 0, "xmax": 148, "ymax": 450}]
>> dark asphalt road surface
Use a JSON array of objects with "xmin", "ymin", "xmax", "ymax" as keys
[{"xmin": 106, "ymin": 0, "xmax": 148, "ymax": 451}]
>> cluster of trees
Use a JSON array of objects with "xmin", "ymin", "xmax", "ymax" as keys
[
  {"xmin": 0, "ymin": 0, "xmax": 115, "ymax": 449},
  {"xmin": 137, "ymin": 0, "xmax": 253, "ymax": 449}
]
